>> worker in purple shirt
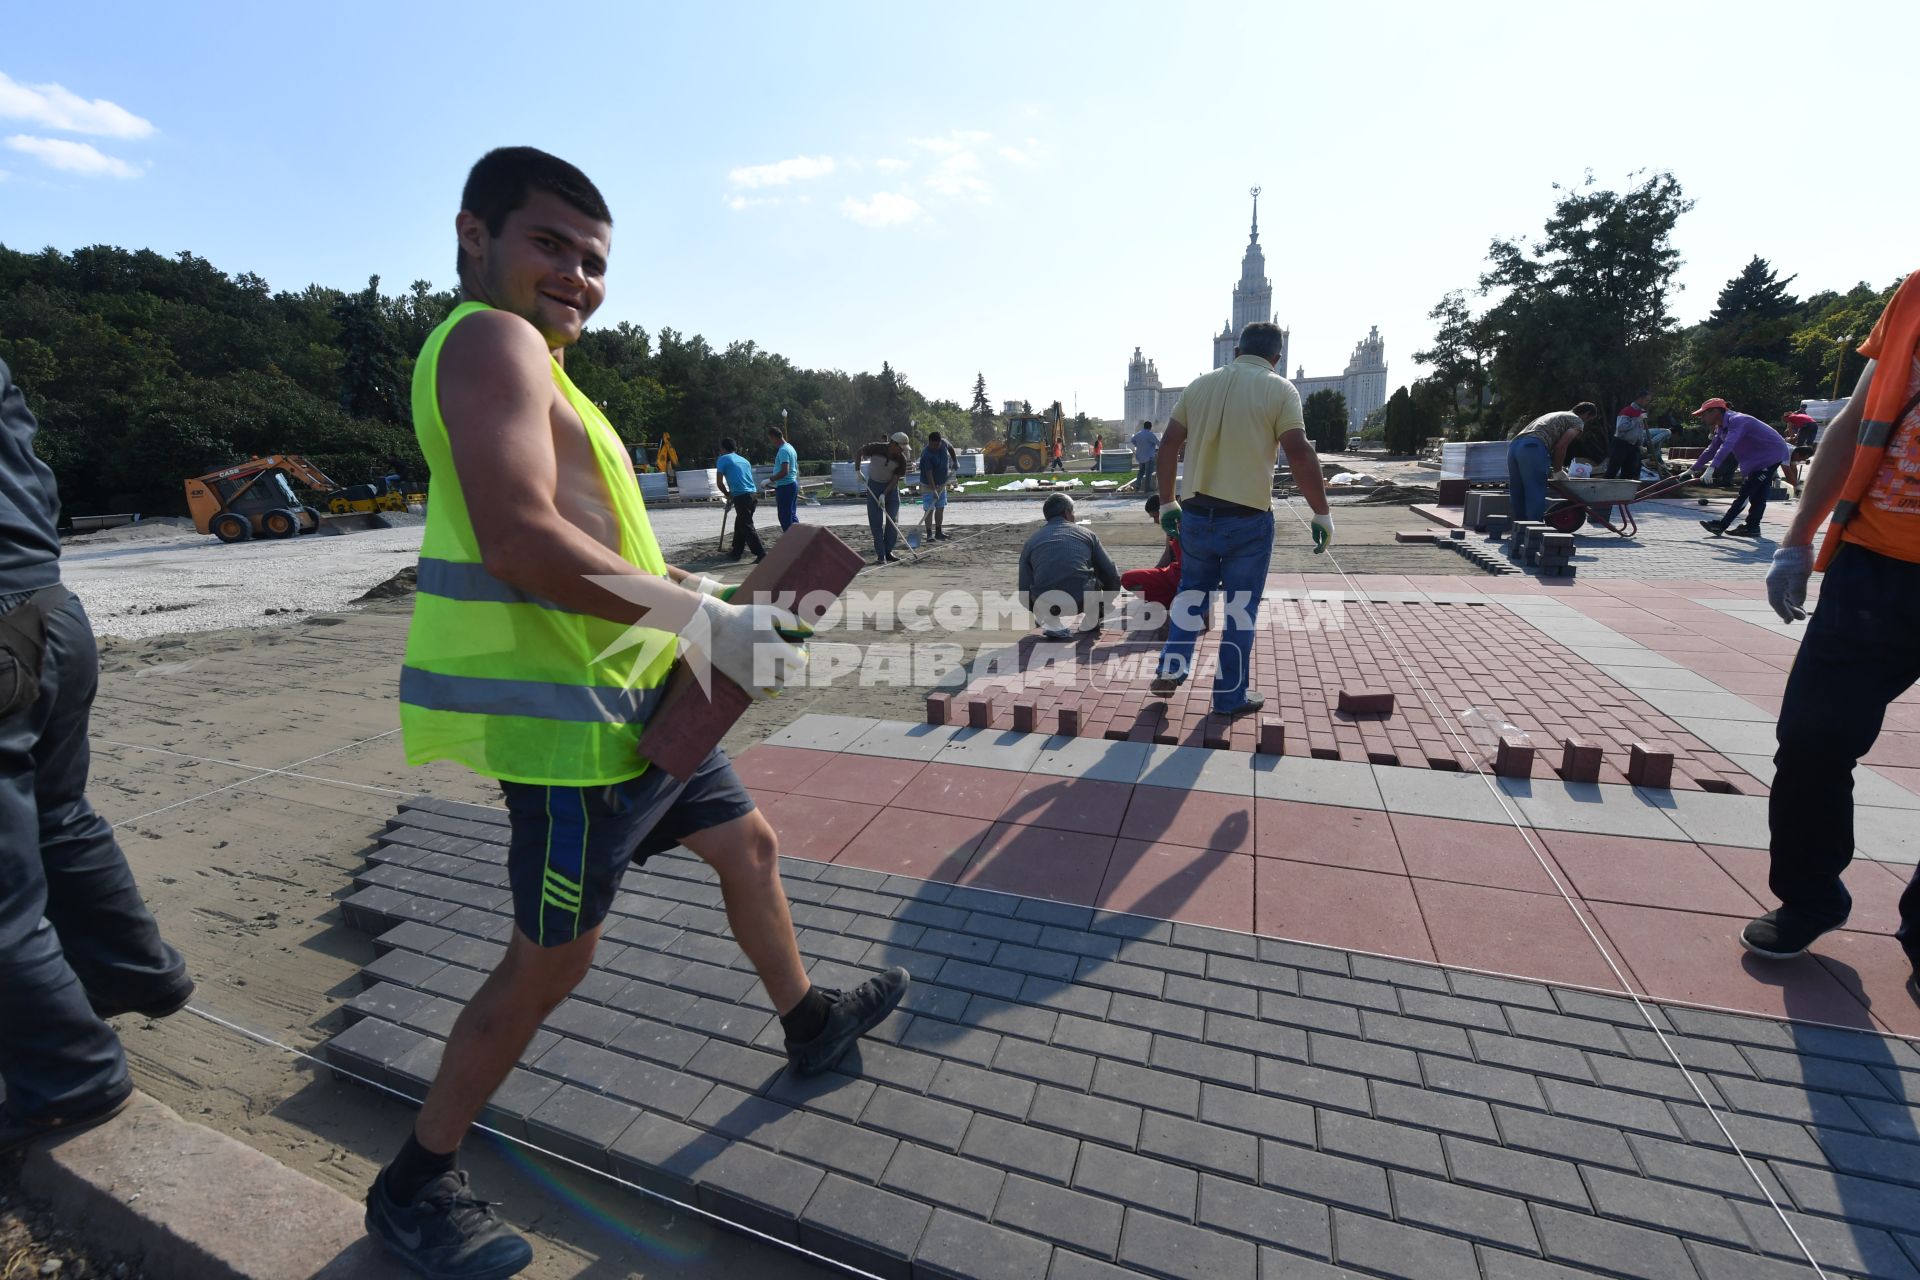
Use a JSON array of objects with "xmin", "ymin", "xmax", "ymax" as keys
[{"xmin": 1690, "ymin": 397, "xmax": 1793, "ymax": 539}]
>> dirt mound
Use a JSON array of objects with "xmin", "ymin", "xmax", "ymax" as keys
[
  {"xmin": 1353, "ymin": 484, "xmax": 1440, "ymax": 505},
  {"xmin": 63, "ymin": 516, "xmax": 196, "ymax": 545},
  {"xmin": 353, "ymin": 565, "xmax": 417, "ymax": 601}
]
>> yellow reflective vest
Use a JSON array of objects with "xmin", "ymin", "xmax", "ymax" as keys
[{"xmin": 399, "ymin": 301, "xmax": 676, "ymax": 785}]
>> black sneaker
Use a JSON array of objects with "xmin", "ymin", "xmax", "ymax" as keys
[
  {"xmin": 1725, "ymin": 525, "xmax": 1760, "ymax": 539},
  {"xmin": 1740, "ymin": 907, "xmax": 1850, "ymax": 960},
  {"xmin": 365, "ymin": 1170, "xmax": 533, "ymax": 1280},
  {"xmin": 786, "ymin": 967, "xmax": 910, "ymax": 1077},
  {"xmin": 1699, "ymin": 519, "xmax": 1725, "ymax": 536},
  {"xmin": 1217, "ymin": 694, "xmax": 1266, "ymax": 718},
  {"xmin": 1, "ymin": 1085, "xmax": 134, "ymax": 1157}
]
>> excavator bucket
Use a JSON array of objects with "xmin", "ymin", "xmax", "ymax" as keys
[{"xmin": 317, "ymin": 512, "xmax": 392, "ymax": 535}]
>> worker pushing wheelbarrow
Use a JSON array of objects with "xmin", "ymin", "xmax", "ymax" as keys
[{"xmin": 1543, "ymin": 470, "xmax": 1694, "ymax": 537}]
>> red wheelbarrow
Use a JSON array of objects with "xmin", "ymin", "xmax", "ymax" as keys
[{"xmin": 1544, "ymin": 472, "xmax": 1694, "ymax": 537}]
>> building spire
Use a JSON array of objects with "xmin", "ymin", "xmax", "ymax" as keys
[{"xmin": 1249, "ymin": 185, "xmax": 1261, "ymax": 243}]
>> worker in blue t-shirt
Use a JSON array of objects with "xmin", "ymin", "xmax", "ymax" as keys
[
  {"xmin": 919, "ymin": 432, "xmax": 955, "ymax": 542},
  {"xmin": 766, "ymin": 424, "xmax": 801, "ymax": 530},
  {"xmin": 714, "ymin": 438, "xmax": 765, "ymax": 562}
]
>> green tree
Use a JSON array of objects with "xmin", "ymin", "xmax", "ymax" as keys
[
  {"xmin": 1413, "ymin": 290, "xmax": 1492, "ymax": 433},
  {"xmin": 1699, "ymin": 255, "xmax": 1799, "ymax": 367},
  {"xmin": 1302, "ymin": 389, "xmax": 1349, "ymax": 452},
  {"xmin": 332, "ymin": 275, "xmax": 409, "ymax": 421},
  {"xmin": 1381, "ymin": 386, "xmax": 1419, "ymax": 455},
  {"xmin": 1478, "ymin": 171, "xmax": 1692, "ymax": 429}
]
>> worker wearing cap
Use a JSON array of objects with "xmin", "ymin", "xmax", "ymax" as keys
[
  {"xmin": 1690, "ymin": 398, "xmax": 1793, "ymax": 538},
  {"xmin": 1605, "ymin": 391, "xmax": 1652, "ymax": 480},
  {"xmin": 1743, "ymin": 269, "xmax": 1920, "ymax": 1006},
  {"xmin": 858, "ymin": 431, "xmax": 911, "ymax": 564}
]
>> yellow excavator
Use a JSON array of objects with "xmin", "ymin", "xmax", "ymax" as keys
[
  {"xmin": 183, "ymin": 454, "xmax": 422, "ymax": 543},
  {"xmin": 983, "ymin": 401, "xmax": 1064, "ymax": 475},
  {"xmin": 632, "ymin": 432, "xmax": 679, "ymax": 474}
]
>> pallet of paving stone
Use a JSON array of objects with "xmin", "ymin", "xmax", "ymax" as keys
[{"xmin": 318, "ymin": 795, "xmax": 1920, "ymax": 1280}]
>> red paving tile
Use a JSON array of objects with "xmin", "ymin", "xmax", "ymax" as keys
[
  {"xmin": 956, "ymin": 598, "xmax": 1742, "ymax": 790},
  {"xmin": 732, "ymin": 744, "xmax": 834, "ymax": 792},
  {"xmin": 1253, "ymin": 800, "xmax": 1403, "ymax": 874},
  {"xmin": 1865, "ymin": 734, "xmax": 1920, "ymax": 769},
  {"xmin": 958, "ymin": 822, "xmax": 1116, "ymax": 906},
  {"xmin": 788, "ymin": 753, "xmax": 926, "ymax": 806},
  {"xmin": 1411, "ymin": 879, "xmax": 1621, "ymax": 988},
  {"xmin": 762, "ymin": 793, "xmax": 881, "ymax": 862},
  {"xmin": 834, "ymin": 807, "xmax": 992, "ymax": 881},
  {"xmin": 893, "ymin": 763, "xmax": 1026, "ymax": 820},
  {"xmin": 1100, "ymin": 840, "xmax": 1256, "ymax": 932},
  {"xmin": 1587, "ymin": 902, "xmax": 1876, "ymax": 1028},
  {"xmin": 1119, "ymin": 787, "xmax": 1256, "ymax": 854},
  {"xmin": 998, "ymin": 775, "xmax": 1135, "ymax": 838},
  {"xmin": 1253, "ymin": 860, "xmax": 1434, "ymax": 962},
  {"xmin": 1389, "ymin": 814, "xmax": 1562, "ymax": 894},
  {"xmin": 1872, "ymin": 764, "xmax": 1920, "ymax": 795},
  {"xmin": 1811, "ymin": 931, "xmax": 1920, "ymax": 1038},
  {"xmin": 1540, "ymin": 831, "xmax": 1763, "ymax": 917}
]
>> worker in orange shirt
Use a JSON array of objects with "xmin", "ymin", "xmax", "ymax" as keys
[{"xmin": 1743, "ymin": 269, "xmax": 1920, "ymax": 1008}]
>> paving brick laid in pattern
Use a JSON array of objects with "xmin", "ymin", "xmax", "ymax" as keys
[{"xmin": 320, "ymin": 798, "xmax": 1920, "ymax": 1280}]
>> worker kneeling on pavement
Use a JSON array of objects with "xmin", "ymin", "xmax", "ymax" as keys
[
  {"xmin": 368, "ymin": 146, "xmax": 907, "ymax": 1280},
  {"xmin": 1019, "ymin": 494, "xmax": 1119, "ymax": 641}
]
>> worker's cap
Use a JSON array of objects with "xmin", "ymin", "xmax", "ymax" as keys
[
  {"xmin": 889, "ymin": 432, "xmax": 909, "ymax": 445},
  {"xmin": 1690, "ymin": 397, "xmax": 1729, "ymax": 416},
  {"xmin": 1783, "ymin": 411, "xmax": 1816, "ymax": 426}
]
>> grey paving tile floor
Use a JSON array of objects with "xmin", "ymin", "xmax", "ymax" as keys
[{"xmin": 325, "ymin": 797, "xmax": 1920, "ymax": 1280}]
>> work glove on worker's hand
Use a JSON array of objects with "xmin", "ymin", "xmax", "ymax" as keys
[
  {"xmin": 1548, "ymin": 468, "xmax": 1570, "ymax": 483},
  {"xmin": 1159, "ymin": 500, "xmax": 1182, "ymax": 538},
  {"xmin": 1310, "ymin": 512, "xmax": 1335, "ymax": 554},
  {"xmin": 1766, "ymin": 544, "xmax": 1814, "ymax": 624},
  {"xmin": 678, "ymin": 595, "xmax": 808, "ymax": 698},
  {"xmin": 686, "ymin": 574, "xmax": 739, "ymax": 602}
]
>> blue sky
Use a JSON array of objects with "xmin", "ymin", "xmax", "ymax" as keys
[{"xmin": 5, "ymin": 1, "xmax": 1914, "ymax": 419}]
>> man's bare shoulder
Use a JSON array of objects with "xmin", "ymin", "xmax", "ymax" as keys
[{"xmin": 439, "ymin": 307, "xmax": 551, "ymax": 385}]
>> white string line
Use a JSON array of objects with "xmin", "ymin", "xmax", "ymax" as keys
[
  {"xmin": 101, "ymin": 738, "xmax": 412, "ymax": 799},
  {"xmin": 1273, "ymin": 496, "xmax": 1828, "ymax": 1277},
  {"xmin": 178, "ymin": 1002, "xmax": 884, "ymax": 1280},
  {"xmin": 113, "ymin": 728, "xmax": 404, "ymax": 827}
]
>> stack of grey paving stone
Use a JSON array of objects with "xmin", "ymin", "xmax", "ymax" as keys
[{"xmin": 325, "ymin": 796, "xmax": 1920, "ymax": 1280}]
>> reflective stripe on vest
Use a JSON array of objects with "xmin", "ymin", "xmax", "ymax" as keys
[
  {"xmin": 415, "ymin": 557, "xmax": 565, "ymax": 611},
  {"xmin": 399, "ymin": 666, "xmax": 665, "ymax": 724}
]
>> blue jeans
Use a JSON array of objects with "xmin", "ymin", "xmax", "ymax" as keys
[
  {"xmin": 1768, "ymin": 544, "xmax": 1920, "ymax": 969},
  {"xmin": 1157, "ymin": 509, "xmax": 1274, "ymax": 712},
  {"xmin": 773, "ymin": 483, "xmax": 798, "ymax": 530},
  {"xmin": 2, "ymin": 593, "xmax": 183, "ymax": 1122},
  {"xmin": 1136, "ymin": 459, "xmax": 1155, "ymax": 495},
  {"xmin": 1507, "ymin": 436, "xmax": 1550, "ymax": 522},
  {"xmin": 865, "ymin": 483, "xmax": 899, "ymax": 559}
]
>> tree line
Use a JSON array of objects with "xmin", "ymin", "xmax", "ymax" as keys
[
  {"xmin": 1387, "ymin": 171, "xmax": 1897, "ymax": 458},
  {"xmin": 0, "ymin": 243, "xmax": 1028, "ymax": 516}
]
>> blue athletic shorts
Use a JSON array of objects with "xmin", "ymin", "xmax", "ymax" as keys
[
  {"xmin": 498, "ymin": 747, "xmax": 756, "ymax": 947},
  {"xmin": 921, "ymin": 484, "xmax": 948, "ymax": 510}
]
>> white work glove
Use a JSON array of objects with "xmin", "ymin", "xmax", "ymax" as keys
[
  {"xmin": 1311, "ymin": 512, "xmax": 1335, "ymax": 554},
  {"xmin": 678, "ymin": 595, "xmax": 808, "ymax": 698},
  {"xmin": 685, "ymin": 574, "xmax": 734, "ymax": 601},
  {"xmin": 1767, "ymin": 545, "xmax": 1813, "ymax": 623},
  {"xmin": 1549, "ymin": 468, "xmax": 1570, "ymax": 482}
]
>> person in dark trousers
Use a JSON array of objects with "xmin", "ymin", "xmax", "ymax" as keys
[
  {"xmin": 713, "ymin": 437, "xmax": 765, "ymax": 562},
  {"xmin": 1018, "ymin": 494, "xmax": 1119, "ymax": 640},
  {"xmin": 0, "ymin": 358, "xmax": 195, "ymax": 1156},
  {"xmin": 1605, "ymin": 391, "xmax": 1651, "ymax": 479},
  {"xmin": 858, "ymin": 432, "xmax": 909, "ymax": 563},
  {"xmin": 918, "ymin": 431, "xmax": 952, "ymax": 542},
  {"xmin": 1048, "ymin": 438, "xmax": 1066, "ymax": 473},
  {"xmin": 1130, "ymin": 420, "xmax": 1159, "ymax": 494},
  {"xmin": 1690, "ymin": 398, "xmax": 1793, "ymax": 538},
  {"xmin": 766, "ymin": 423, "xmax": 800, "ymax": 530},
  {"xmin": 1744, "ymin": 269, "xmax": 1920, "ymax": 1009}
]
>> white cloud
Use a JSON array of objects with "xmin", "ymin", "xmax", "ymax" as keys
[
  {"xmin": 5, "ymin": 135, "xmax": 140, "ymax": 178},
  {"xmin": 0, "ymin": 72, "xmax": 153, "ymax": 138},
  {"xmin": 925, "ymin": 150, "xmax": 989, "ymax": 200},
  {"xmin": 841, "ymin": 191, "xmax": 923, "ymax": 228},
  {"xmin": 727, "ymin": 154, "xmax": 835, "ymax": 189},
  {"xmin": 909, "ymin": 129, "xmax": 990, "ymax": 154},
  {"xmin": 875, "ymin": 157, "xmax": 910, "ymax": 172}
]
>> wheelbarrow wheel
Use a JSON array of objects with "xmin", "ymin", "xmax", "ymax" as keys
[{"xmin": 1544, "ymin": 502, "xmax": 1586, "ymax": 533}]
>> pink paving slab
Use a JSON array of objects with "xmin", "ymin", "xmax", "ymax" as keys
[
  {"xmin": 958, "ymin": 822, "xmax": 1116, "ymax": 906},
  {"xmin": 1101, "ymin": 840, "xmax": 1256, "ymax": 932},
  {"xmin": 788, "ymin": 753, "xmax": 926, "ymax": 806},
  {"xmin": 1389, "ymin": 814, "xmax": 1564, "ymax": 895},
  {"xmin": 1411, "ymin": 879, "xmax": 1622, "ymax": 989},
  {"xmin": 834, "ymin": 807, "xmax": 992, "ymax": 881},
  {"xmin": 1811, "ymin": 931, "xmax": 1920, "ymax": 1038},
  {"xmin": 999, "ymin": 775, "xmax": 1136, "ymax": 838},
  {"xmin": 1540, "ymin": 831, "xmax": 1765, "ymax": 918},
  {"xmin": 1253, "ymin": 800, "xmax": 1404, "ymax": 874},
  {"xmin": 1252, "ymin": 860, "xmax": 1434, "ymax": 962},
  {"xmin": 891, "ymin": 763, "xmax": 1028, "ymax": 820},
  {"xmin": 731, "ymin": 744, "xmax": 836, "ymax": 793},
  {"xmin": 1119, "ymin": 787, "xmax": 1256, "ymax": 855}
]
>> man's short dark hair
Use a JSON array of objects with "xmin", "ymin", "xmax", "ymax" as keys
[
  {"xmin": 458, "ymin": 147, "xmax": 612, "ymax": 276},
  {"xmin": 1042, "ymin": 494, "xmax": 1074, "ymax": 521},
  {"xmin": 928, "ymin": 431, "xmax": 942, "ymax": 443},
  {"xmin": 719, "ymin": 437, "xmax": 736, "ymax": 453},
  {"xmin": 1237, "ymin": 322, "xmax": 1285, "ymax": 362},
  {"xmin": 1572, "ymin": 402, "xmax": 1599, "ymax": 419},
  {"xmin": 1144, "ymin": 495, "xmax": 1161, "ymax": 517},
  {"xmin": 767, "ymin": 423, "xmax": 784, "ymax": 439},
  {"xmin": 1140, "ymin": 420, "xmax": 1153, "ymax": 429}
]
